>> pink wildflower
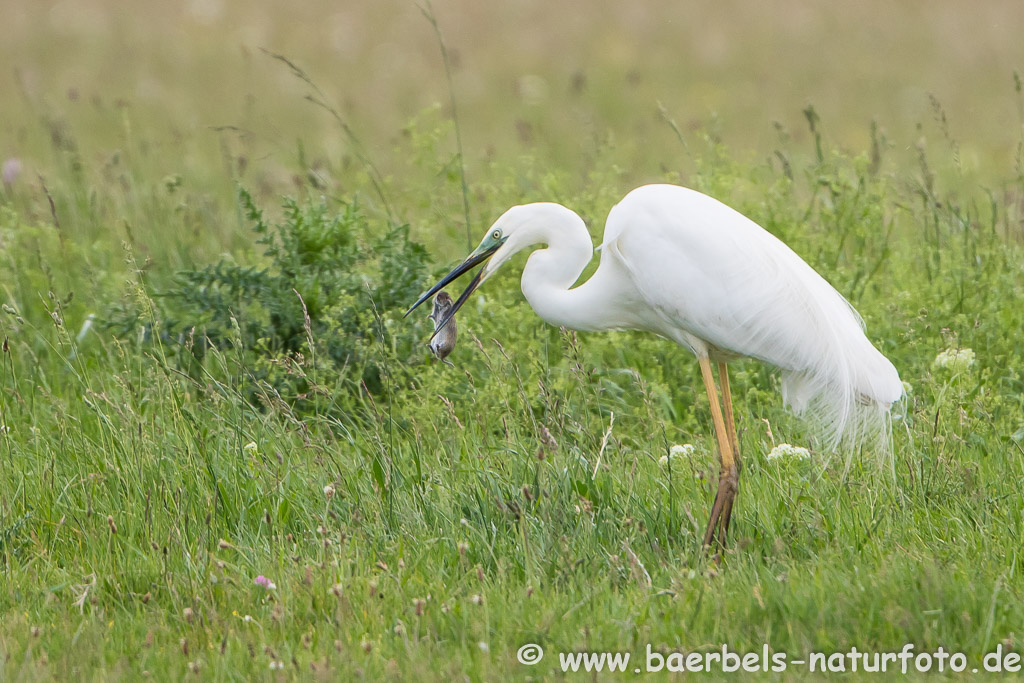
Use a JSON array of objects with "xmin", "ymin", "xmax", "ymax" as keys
[{"xmin": 254, "ymin": 575, "xmax": 276, "ymax": 590}]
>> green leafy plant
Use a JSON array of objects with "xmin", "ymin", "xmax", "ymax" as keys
[{"xmin": 121, "ymin": 187, "xmax": 432, "ymax": 407}]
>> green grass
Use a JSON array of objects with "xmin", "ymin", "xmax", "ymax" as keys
[{"xmin": 3, "ymin": 3, "xmax": 1024, "ymax": 681}]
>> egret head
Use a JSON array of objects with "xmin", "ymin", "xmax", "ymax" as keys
[{"xmin": 404, "ymin": 218, "xmax": 521, "ymax": 338}]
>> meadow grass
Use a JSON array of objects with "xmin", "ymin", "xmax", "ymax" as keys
[
  {"xmin": 3, "ymin": 103, "xmax": 1024, "ymax": 680},
  {"xmin": 3, "ymin": 3, "xmax": 1024, "ymax": 681}
]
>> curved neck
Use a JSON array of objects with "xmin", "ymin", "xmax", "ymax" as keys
[{"xmin": 506, "ymin": 204, "xmax": 614, "ymax": 332}]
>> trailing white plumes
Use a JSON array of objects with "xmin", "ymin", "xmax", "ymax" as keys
[
  {"xmin": 724, "ymin": 226, "xmax": 904, "ymax": 455},
  {"xmin": 779, "ymin": 346, "xmax": 902, "ymax": 456},
  {"xmin": 739, "ymin": 248, "xmax": 903, "ymax": 453}
]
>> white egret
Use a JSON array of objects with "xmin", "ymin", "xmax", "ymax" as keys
[{"xmin": 406, "ymin": 184, "xmax": 903, "ymax": 550}]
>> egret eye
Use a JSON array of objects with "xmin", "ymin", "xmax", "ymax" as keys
[{"xmin": 491, "ymin": 230, "xmax": 501, "ymax": 240}]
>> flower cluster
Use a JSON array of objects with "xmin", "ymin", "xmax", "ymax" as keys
[
  {"xmin": 933, "ymin": 347, "xmax": 975, "ymax": 373},
  {"xmin": 766, "ymin": 443, "xmax": 811, "ymax": 461},
  {"xmin": 254, "ymin": 575, "xmax": 276, "ymax": 590},
  {"xmin": 658, "ymin": 443, "xmax": 695, "ymax": 466}
]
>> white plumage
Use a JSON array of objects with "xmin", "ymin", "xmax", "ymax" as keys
[
  {"xmin": 599, "ymin": 185, "xmax": 904, "ymax": 450},
  {"xmin": 408, "ymin": 183, "xmax": 903, "ymax": 550}
]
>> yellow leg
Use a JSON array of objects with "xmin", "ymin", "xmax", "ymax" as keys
[
  {"xmin": 718, "ymin": 361, "xmax": 741, "ymax": 472},
  {"xmin": 699, "ymin": 356, "xmax": 740, "ymax": 553}
]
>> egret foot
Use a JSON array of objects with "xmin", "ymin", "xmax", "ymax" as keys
[{"xmin": 702, "ymin": 462, "xmax": 739, "ymax": 553}]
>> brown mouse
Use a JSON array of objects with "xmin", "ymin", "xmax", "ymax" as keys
[{"xmin": 428, "ymin": 291, "xmax": 457, "ymax": 366}]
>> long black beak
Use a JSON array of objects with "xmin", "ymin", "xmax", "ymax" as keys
[{"xmin": 405, "ymin": 243, "xmax": 499, "ymax": 338}]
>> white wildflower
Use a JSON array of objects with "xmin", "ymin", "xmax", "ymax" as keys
[
  {"xmin": 242, "ymin": 441, "xmax": 258, "ymax": 456},
  {"xmin": 660, "ymin": 443, "xmax": 695, "ymax": 467},
  {"xmin": 933, "ymin": 348, "xmax": 975, "ymax": 373},
  {"xmin": 478, "ymin": 641, "xmax": 490, "ymax": 653},
  {"xmin": 766, "ymin": 443, "xmax": 811, "ymax": 461}
]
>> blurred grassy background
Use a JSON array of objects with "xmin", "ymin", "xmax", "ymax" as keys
[{"xmin": 3, "ymin": 0, "xmax": 1022, "ymax": 193}]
